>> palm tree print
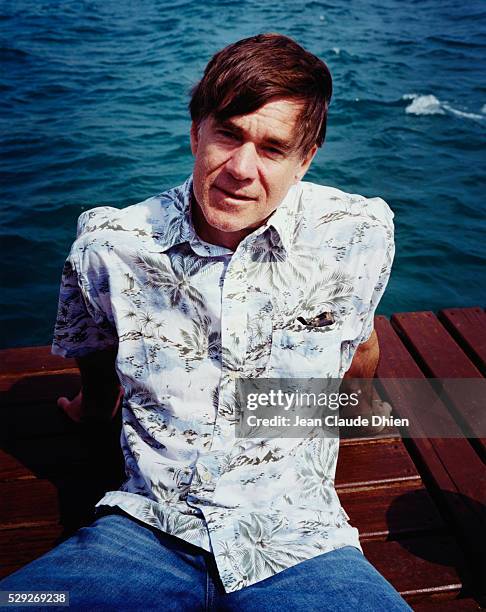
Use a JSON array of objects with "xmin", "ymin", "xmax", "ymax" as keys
[
  {"xmin": 155, "ymin": 186, "xmax": 193, "ymax": 246},
  {"xmin": 230, "ymin": 513, "xmax": 315, "ymax": 584},
  {"xmin": 54, "ymin": 176, "xmax": 394, "ymax": 594},
  {"xmin": 133, "ymin": 243, "xmax": 211, "ymax": 314},
  {"xmin": 273, "ymin": 266, "xmax": 353, "ymax": 330},
  {"xmin": 296, "ymin": 439, "xmax": 339, "ymax": 504},
  {"xmin": 245, "ymin": 225, "xmax": 313, "ymax": 291}
]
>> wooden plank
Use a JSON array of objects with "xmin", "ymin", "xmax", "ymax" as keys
[
  {"xmin": 413, "ymin": 597, "xmax": 483, "ymax": 610},
  {"xmin": 1, "ymin": 402, "xmax": 119, "ymax": 445},
  {"xmin": 375, "ymin": 316, "xmax": 486, "ymax": 596},
  {"xmin": 0, "ymin": 336, "xmax": 481, "ymax": 604},
  {"xmin": 0, "ymin": 346, "xmax": 75, "ymax": 377},
  {"xmin": 391, "ymin": 311, "xmax": 483, "ymax": 378},
  {"xmin": 0, "ymin": 455, "xmax": 124, "ymax": 528},
  {"xmin": 1, "ymin": 401, "xmax": 85, "ymax": 441},
  {"xmin": 363, "ymin": 535, "xmax": 468, "ymax": 604},
  {"xmin": 339, "ymin": 480, "xmax": 445, "ymax": 540},
  {"xmin": 376, "ymin": 317, "xmax": 485, "ymax": 507},
  {"xmin": 375, "ymin": 316, "xmax": 485, "ymax": 504},
  {"xmin": 0, "ymin": 523, "xmax": 475, "ymax": 610},
  {"xmin": 0, "ymin": 523, "xmax": 64, "ymax": 579},
  {"xmin": 1, "ymin": 479, "xmax": 60, "ymax": 526},
  {"xmin": 1, "ymin": 435, "xmax": 416, "ymax": 489},
  {"xmin": 439, "ymin": 307, "xmax": 486, "ymax": 375},
  {"xmin": 0, "ymin": 441, "xmax": 89, "ymax": 481},
  {"xmin": 391, "ymin": 311, "xmax": 485, "ymax": 457},
  {"xmin": 0, "ymin": 371, "xmax": 80, "ymax": 408},
  {"xmin": 336, "ymin": 438, "xmax": 421, "ymax": 488},
  {"xmin": 0, "ymin": 464, "xmax": 437, "ymax": 543},
  {"xmin": 0, "ymin": 450, "xmax": 35, "ymax": 481},
  {"xmin": 340, "ymin": 427, "xmax": 400, "ymax": 442},
  {"xmin": 1, "ymin": 420, "xmax": 123, "ymax": 480},
  {"xmin": 0, "ymin": 523, "xmax": 466, "ymax": 605}
]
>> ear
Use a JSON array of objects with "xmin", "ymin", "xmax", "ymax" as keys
[
  {"xmin": 190, "ymin": 121, "xmax": 199, "ymax": 156},
  {"xmin": 294, "ymin": 144, "xmax": 318, "ymax": 184}
]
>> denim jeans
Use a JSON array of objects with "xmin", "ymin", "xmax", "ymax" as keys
[{"xmin": 1, "ymin": 509, "xmax": 412, "ymax": 611}]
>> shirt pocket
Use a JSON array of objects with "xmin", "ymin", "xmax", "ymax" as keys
[{"xmin": 264, "ymin": 325, "xmax": 343, "ymax": 378}]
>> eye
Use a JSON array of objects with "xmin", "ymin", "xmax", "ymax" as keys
[
  {"xmin": 263, "ymin": 146, "xmax": 284, "ymax": 157},
  {"xmin": 217, "ymin": 128, "xmax": 237, "ymax": 140}
]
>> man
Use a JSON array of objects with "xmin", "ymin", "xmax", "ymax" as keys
[{"xmin": 1, "ymin": 34, "xmax": 409, "ymax": 610}]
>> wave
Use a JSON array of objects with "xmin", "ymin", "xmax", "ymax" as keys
[
  {"xmin": 426, "ymin": 35, "xmax": 486, "ymax": 50},
  {"xmin": 0, "ymin": 46, "xmax": 30, "ymax": 61},
  {"xmin": 403, "ymin": 94, "xmax": 484, "ymax": 120}
]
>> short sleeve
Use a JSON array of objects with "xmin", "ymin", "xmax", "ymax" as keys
[
  {"xmin": 340, "ymin": 213, "xmax": 395, "ymax": 376},
  {"xmin": 51, "ymin": 251, "xmax": 118, "ymax": 359},
  {"xmin": 357, "ymin": 233, "xmax": 394, "ymax": 345}
]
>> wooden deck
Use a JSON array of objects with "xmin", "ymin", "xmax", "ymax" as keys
[{"xmin": 0, "ymin": 307, "xmax": 485, "ymax": 609}]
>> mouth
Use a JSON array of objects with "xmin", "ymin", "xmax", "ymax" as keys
[{"xmin": 213, "ymin": 185, "xmax": 256, "ymax": 202}]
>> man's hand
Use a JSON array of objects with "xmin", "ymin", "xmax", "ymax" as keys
[
  {"xmin": 57, "ymin": 348, "xmax": 122, "ymax": 424},
  {"xmin": 57, "ymin": 387, "xmax": 123, "ymax": 424},
  {"xmin": 57, "ymin": 390, "xmax": 84, "ymax": 423}
]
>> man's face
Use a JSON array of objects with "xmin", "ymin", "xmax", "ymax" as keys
[{"xmin": 190, "ymin": 98, "xmax": 318, "ymax": 249}]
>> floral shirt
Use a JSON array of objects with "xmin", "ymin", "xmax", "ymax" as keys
[{"xmin": 52, "ymin": 176, "xmax": 394, "ymax": 593}]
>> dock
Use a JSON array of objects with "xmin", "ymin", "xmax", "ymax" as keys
[{"xmin": 1, "ymin": 307, "xmax": 485, "ymax": 609}]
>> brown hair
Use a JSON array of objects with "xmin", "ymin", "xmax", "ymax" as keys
[{"xmin": 189, "ymin": 33, "xmax": 332, "ymax": 158}]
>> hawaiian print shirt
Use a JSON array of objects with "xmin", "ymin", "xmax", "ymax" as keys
[{"xmin": 52, "ymin": 176, "xmax": 394, "ymax": 593}]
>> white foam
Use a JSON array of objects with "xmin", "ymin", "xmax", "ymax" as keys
[
  {"xmin": 442, "ymin": 103, "xmax": 483, "ymax": 120},
  {"xmin": 403, "ymin": 93, "xmax": 484, "ymax": 120},
  {"xmin": 404, "ymin": 94, "xmax": 445, "ymax": 115},
  {"xmin": 332, "ymin": 47, "xmax": 340, "ymax": 55}
]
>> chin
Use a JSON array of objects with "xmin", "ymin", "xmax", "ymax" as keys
[
  {"xmin": 204, "ymin": 197, "xmax": 251, "ymax": 225},
  {"xmin": 205, "ymin": 210, "xmax": 250, "ymax": 233}
]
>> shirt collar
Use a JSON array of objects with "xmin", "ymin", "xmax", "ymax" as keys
[
  {"xmin": 154, "ymin": 175, "xmax": 299, "ymax": 255},
  {"xmin": 250, "ymin": 183, "xmax": 300, "ymax": 254},
  {"xmin": 268, "ymin": 182, "xmax": 300, "ymax": 253},
  {"xmin": 153, "ymin": 175, "xmax": 197, "ymax": 253}
]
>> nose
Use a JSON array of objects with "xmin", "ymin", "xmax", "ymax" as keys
[{"xmin": 225, "ymin": 143, "xmax": 258, "ymax": 181}]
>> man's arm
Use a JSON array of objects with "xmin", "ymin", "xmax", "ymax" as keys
[
  {"xmin": 57, "ymin": 348, "xmax": 122, "ymax": 424},
  {"xmin": 340, "ymin": 329, "xmax": 391, "ymax": 427},
  {"xmin": 343, "ymin": 328, "xmax": 379, "ymax": 380}
]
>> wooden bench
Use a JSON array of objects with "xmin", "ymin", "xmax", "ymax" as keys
[{"xmin": 1, "ymin": 308, "xmax": 485, "ymax": 609}]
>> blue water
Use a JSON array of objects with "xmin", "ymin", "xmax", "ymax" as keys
[{"xmin": 1, "ymin": 0, "xmax": 485, "ymax": 349}]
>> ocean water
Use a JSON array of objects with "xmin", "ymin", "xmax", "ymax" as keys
[{"xmin": 1, "ymin": 0, "xmax": 485, "ymax": 348}]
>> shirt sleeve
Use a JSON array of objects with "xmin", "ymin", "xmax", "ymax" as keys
[
  {"xmin": 339, "ymin": 212, "xmax": 395, "ymax": 376},
  {"xmin": 51, "ymin": 214, "xmax": 118, "ymax": 358},
  {"xmin": 357, "ymin": 232, "xmax": 395, "ymax": 345}
]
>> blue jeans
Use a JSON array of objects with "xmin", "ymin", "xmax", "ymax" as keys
[{"xmin": 1, "ymin": 510, "xmax": 411, "ymax": 611}]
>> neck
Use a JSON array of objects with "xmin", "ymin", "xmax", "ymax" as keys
[{"xmin": 190, "ymin": 193, "xmax": 248, "ymax": 251}]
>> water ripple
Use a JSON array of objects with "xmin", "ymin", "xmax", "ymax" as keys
[{"xmin": 1, "ymin": 0, "xmax": 485, "ymax": 347}]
